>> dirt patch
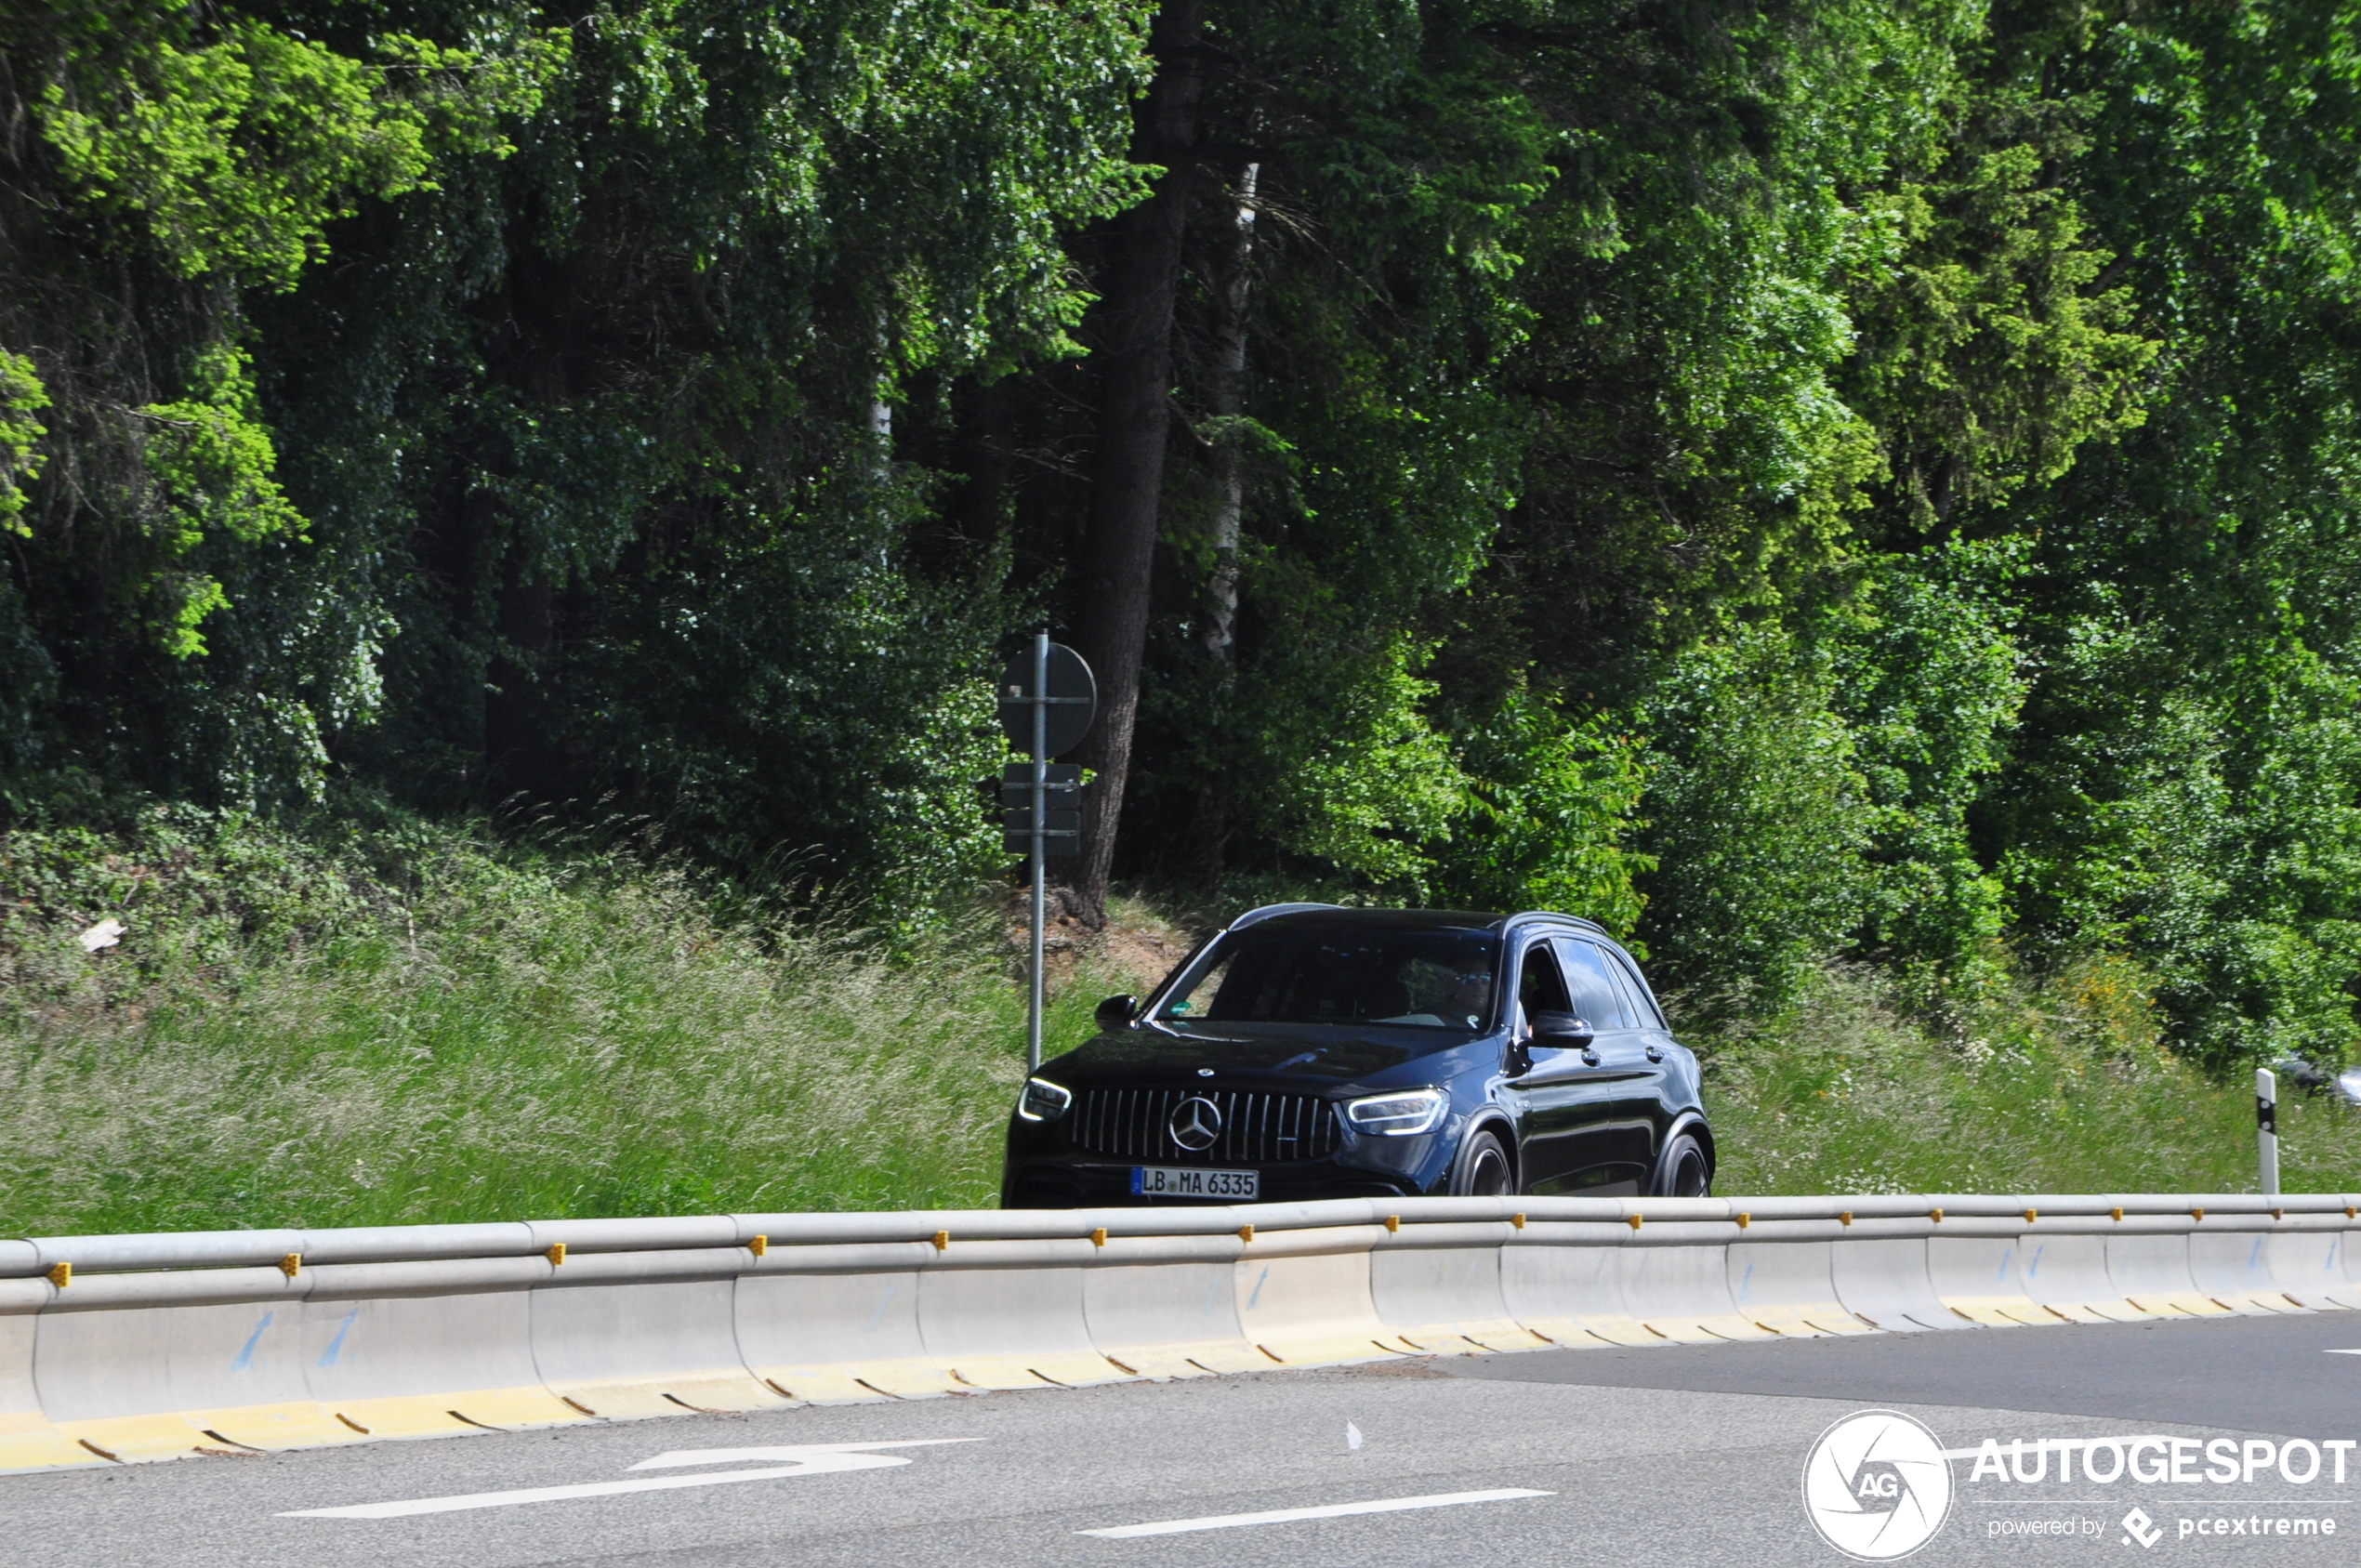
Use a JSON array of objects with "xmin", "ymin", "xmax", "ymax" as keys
[{"xmin": 1002, "ymin": 888, "xmax": 1204, "ymax": 997}]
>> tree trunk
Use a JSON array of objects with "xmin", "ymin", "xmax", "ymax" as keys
[
  {"xmin": 1194, "ymin": 162, "xmax": 1260, "ymax": 889},
  {"xmin": 1201, "ymin": 162, "xmax": 1260, "ymax": 667},
  {"xmin": 1068, "ymin": 0, "xmax": 1207, "ymax": 925}
]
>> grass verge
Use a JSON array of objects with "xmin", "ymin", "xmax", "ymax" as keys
[
  {"xmin": 0, "ymin": 801, "xmax": 1166, "ymax": 1234},
  {"xmin": 1700, "ymin": 958, "xmax": 2361, "ymax": 1194},
  {"xmin": 4, "ymin": 804, "xmax": 2349, "ymax": 1234}
]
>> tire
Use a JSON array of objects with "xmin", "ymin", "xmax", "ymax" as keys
[
  {"xmin": 1652, "ymin": 1128, "xmax": 1711, "ymax": 1198},
  {"xmin": 1452, "ymin": 1127, "xmax": 1514, "ymax": 1197}
]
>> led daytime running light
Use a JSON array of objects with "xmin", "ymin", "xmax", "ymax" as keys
[
  {"xmin": 1017, "ymin": 1076, "xmax": 1073, "ymax": 1123},
  {"xmin": 1345, "ymin": 1087, "xmax": 1447, "ymax": 1136}
]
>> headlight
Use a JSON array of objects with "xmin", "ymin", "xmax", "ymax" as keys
[
  {"xmin": 1345, "ymin": 1087, "xmax": 1447, "ymax": 1136},
  {"xmin": 1017, "ymin": 1077, "xmax": 1073, "ymax": 1122}
]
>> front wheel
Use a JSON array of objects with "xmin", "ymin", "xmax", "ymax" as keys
[
  {"xmin": 1452, "ymin": 1128, "xmax": 1514, "ymax": 1196},
  {"xmin": 1652, "ymin": 1129, "xmax": 1711, "ymax": 1197}
]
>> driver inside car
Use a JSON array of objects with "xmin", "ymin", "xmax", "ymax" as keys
[{"xmin": 1445, "ymin": 960, "xmax": 1494, "ymax": 1028}]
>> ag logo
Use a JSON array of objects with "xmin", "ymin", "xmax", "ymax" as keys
[{"xmin": 1801, "ymin": 1410, "xmax": 1953, "ymax": 1560}]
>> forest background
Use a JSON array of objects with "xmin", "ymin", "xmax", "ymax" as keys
[{"xmin": 7, "ymin": 0, "xmax": 2361, "ymax": 1226}]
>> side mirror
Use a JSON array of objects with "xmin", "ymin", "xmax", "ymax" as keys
[
  {"xmin": 1531, "ymin": 1010, "xmax": 1595, "ymax": 1049},
  {"xmin": 1096, "ymin": 994, "xmax": 1140, "ymax": 1031}
]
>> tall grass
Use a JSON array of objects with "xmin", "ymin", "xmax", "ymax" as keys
[
  {"xmin": 0, "ymin": 806, "xmax": 1124, "ymax": 1235},
  {"xmin": 1702, "ymin": 957, "xmax": 2361, "ymax": 1195},
  {"xmin": 7, "ymin": 802, "xmax": 2354, "ymax": 1234}
]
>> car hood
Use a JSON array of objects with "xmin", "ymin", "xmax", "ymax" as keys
[{"xmin": 1048, "ymin": 1021, "xmax": 1480, "ymax": 1086}]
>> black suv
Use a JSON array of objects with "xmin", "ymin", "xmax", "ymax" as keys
[{"xmin": 1002, "ymin": 904, "xmax": 1712, "ymax": 1207}]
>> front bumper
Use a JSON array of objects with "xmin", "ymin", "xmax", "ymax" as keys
[
  {"xmin": 1001, "ymin": 1155, "xmax": 1428, "ymax": 1208},
  {"xmin": 1000, "ymin": 1112, "xmax": 1469, "ymax": 1208}
]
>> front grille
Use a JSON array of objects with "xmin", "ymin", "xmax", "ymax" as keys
[{"xmin": 1072, "ymin": 1087, "xmax": 1341, "ymax": 1164}]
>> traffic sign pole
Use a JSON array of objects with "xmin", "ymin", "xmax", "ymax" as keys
[
  {"xmin": 994, "ymin": 632, "xmax": 1093, "ymax": 1075},
  {"xmin": 1029, "ymin": 631, "xmax": 1048, "ymax": 1072}
]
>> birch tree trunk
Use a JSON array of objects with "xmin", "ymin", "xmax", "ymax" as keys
[{"xmin": 1201, "ymin": 162, "xmax": 1260, "ymax": 667}]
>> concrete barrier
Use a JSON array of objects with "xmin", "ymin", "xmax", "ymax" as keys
[
  {"xmin": 733, "ymin": 1245, "xmax": 956, "ymax": 1402},
  {"xmin": 1830, "ymin": 1239, "xmax": 1962, "ymax": 1331},
  {"xmin": 531, "ymin": 1249, "xmax": 785, "ymax": 1416},
  {"xmin": 1726, "ymin": 1235, "xmax": 1872, "ymax": 1337},
  {"xmin": 1620, "ymin": 1226, "xmax": 1774, "ymax": 1342},
  {"xmin": 35, "ymin": 1269, "xmax": 315, "ymax": 1461},
  {"xmin": 2189, "ymin": 1226, "xmax": 2311, "ymax": 1314},
  {"xmin": 4, "ymin": 1192, "xmax": 2355, "ymax": 1473},
  {"xmin": 917, "ymin": 1240, "xmax": 1135, "ymax": 1390},
  {"xmin": 1, "ymin": 1278, "xmax": 99, "ymax": 1472},
  {"xmin": 2102, "ymin": 1232, "xmax": 2229, "ymax": 1318},
  {"xmin": 306, "ymin": 1260, "xmax": 587, "ymax": 1439},
  {"xmin": 1925, "ymin": 1235, "xmax": 2053, "ymax": 1325},
  {"xmin": 1232, "ymin": 1227, "xmax": 1416, "ymax": 1364},
  {"xmin": 1368, "ymin": 1222, "xmax": 1546, "ymax": 1353},
  {"xmin": 2264, "ymin": 1225, "xmax": 2356, "ymax": 1311},
  {"xmin": 2016, "ymin": 1232, "xmax": 2145, "ymax": 1323},
  {"xmin": 1081, "ymin": 1235, "xmax": 1262, "ymax": 1377},
  {"xmin": 1500, "ymin": 1223, "xmax": 1657, "ymax": 1345}
]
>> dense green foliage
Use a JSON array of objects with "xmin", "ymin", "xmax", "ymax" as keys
[{"xmin": 7, "ymin": 0, "xmax": 2361, "ymax": 1075}]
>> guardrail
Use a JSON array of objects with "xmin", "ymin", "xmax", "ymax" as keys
[{"xmin": 5, "ymin": 1192, "xmax": 2355, "ymax": 1473}]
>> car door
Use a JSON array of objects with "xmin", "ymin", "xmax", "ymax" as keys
[
  {"xmin": 1545, "ymin": 938, "xmax": 1664, "ymax": 1195},
  {"xmin": 1500, "ymin": 939, "xmax": 1589, "ymax": 1192}
]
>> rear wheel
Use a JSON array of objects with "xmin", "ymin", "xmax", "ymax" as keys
[
  {"xmin": 1652, "ymin": 1129, "xmax": 1711, "ymax": 1198},
  {"xmin": 1453, "ymin": 1128, "xmax": 1514, "ymax": 1196}
]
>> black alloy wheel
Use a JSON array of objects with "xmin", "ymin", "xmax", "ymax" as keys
[
  {"xmin": 1654, "ymin": 1130, "xmax": 1711, "ymax": 1198},
  {"xmin": 1454, "ymin": 1128, "xmax": 1514, "ymax": 1196}
]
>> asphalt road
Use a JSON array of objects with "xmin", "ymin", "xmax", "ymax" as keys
[{"xmin": 14, "ymin": 1311, "xmax": 2361, "ymax": 1567}]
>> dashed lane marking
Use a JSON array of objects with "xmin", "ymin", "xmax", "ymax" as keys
[
  {"xmin": 1075, "ymin": 1487, "xmax": 1555, "ymax": 1538},
  {"xmin": 279, "ymin": 1440, "xmax": 978, "ymax": 1520}
]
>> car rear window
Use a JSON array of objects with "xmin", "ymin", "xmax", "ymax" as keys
[{"xmin": 1157, "ymin": 928, "xmax": 1502, "ymax": 1029}]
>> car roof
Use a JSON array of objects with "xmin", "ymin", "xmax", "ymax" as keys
[{"xmin": 1228, "ymin": 904, "xmax": 1616, "ymax": 943}]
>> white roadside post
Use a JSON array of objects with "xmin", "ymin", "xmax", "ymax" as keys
[
  {"xmin": 2257, "ymin": 1066, "xmax": 2279, "ymax": 1197},
  {"xmin": 1028, "ymin": 632, "xmax": 1049, "ymax": 1073}
]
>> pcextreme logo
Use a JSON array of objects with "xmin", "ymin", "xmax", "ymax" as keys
[{"xmin": 1802, "ymin": 1410, "xmax": 1956, "ymax": 1561}]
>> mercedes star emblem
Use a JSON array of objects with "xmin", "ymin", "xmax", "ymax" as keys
[{"xmin": 1168, "ymin": 1096, "xmax": 1223, "ymax": 1152}]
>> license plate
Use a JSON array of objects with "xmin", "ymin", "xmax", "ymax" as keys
[{"xmin": 1131, "ymin": 1165, "xmax": 1260, "ymax": 1200}]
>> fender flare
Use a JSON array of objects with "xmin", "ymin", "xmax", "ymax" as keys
[
  {"xmin": 1453, "ymin": 1111, "xmax": 1522, "ymax": 1193},
  {"xmin": 1653, "ymin": 1112, "xmax": 1716, "ymax": 1192}
]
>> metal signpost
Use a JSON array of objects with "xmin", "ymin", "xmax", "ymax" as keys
[{"xmin": 997, "ymin": 633, "xmax": 1096, "ymax": 1071}]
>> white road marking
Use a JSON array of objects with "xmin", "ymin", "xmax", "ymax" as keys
[
  {"xmin": 2322, "ymin": 1349, "xmax": 2361, "ymax": 1355},
  {"xmin": 279, "ymin": 1440, "xmax": 977, "ymax": 1520},
  {"xmin": 1076, "ymin": 1487, "xmax": 1554, "ymax": 1538}
]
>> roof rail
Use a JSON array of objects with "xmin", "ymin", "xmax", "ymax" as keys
[
  {"xmin": 1505, "ymin": 910, "xmax": 1612, "ymax": 938},
  {"xmin": 1227, "ymin": 902, "xmax": 1345, "ymax": 931}
]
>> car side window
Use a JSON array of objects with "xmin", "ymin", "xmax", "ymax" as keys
[
  {"xmin": 1601, "ymin": 946, "xmax": 1664, "ymax": 1029},
  {"xmin": 1516, "ymin": 942, "xmax": 1573, "ymax": 1035},
  {"xmin": 1552, "ymin": 939, "xmax": 1632, "ymax": 1030}
]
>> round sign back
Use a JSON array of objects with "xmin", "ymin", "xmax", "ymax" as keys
[{"xmin": 998, "ymin": 642, "xmax": 1097, "ymax": 758}]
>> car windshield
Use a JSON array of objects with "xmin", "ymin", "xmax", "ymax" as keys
[{"xmin": 1155, "ymin": 926, "xmax": 1500, "ymax": 1029}]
